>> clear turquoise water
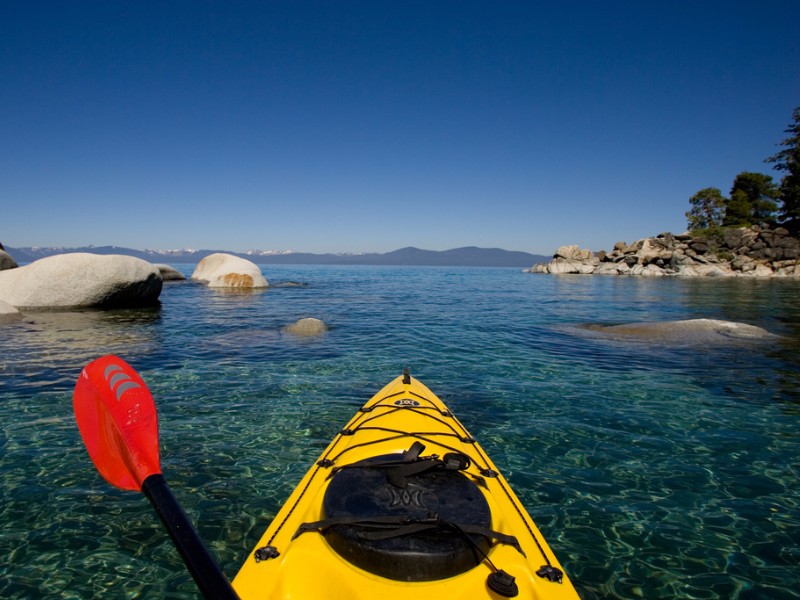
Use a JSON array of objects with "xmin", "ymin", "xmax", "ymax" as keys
[{"xmin": 1, "ymin": 266, "xmax": 798, "ymax": 599}]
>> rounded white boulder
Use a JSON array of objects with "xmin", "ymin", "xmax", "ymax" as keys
[
  {"xmin": 191, "ymin": 253, "xmax": 269, "ymax": 288},
  {"xmin": 0, "ymin": 253, "xmax": 163, "ymax": 310}
]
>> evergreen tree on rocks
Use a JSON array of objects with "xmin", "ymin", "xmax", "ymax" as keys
[
  {"xmin": 767, "ymin": 106, "xmax": 800, "ymax": 231},
  {"xmin": 723, "ymin": 172, "xmax": 779, "ymax": 226},
  {"xmin": 686, "ymin": 188, "xmax": 726, "ymax": 232}
]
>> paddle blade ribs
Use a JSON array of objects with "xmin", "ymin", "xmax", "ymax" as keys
[{"xmin": 73, "ymin": 354, "xmax": 161, "ymax": 491}]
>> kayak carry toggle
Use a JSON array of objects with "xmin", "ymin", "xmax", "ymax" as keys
[
  {"xmin": 536, "ymin": 564, "xmax": 565, "ymax": 583},
  {"xmin": 253, "ymin": 546, "xmax": 280, "ymax": 562}
]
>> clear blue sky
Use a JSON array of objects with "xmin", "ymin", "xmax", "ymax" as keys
[{"xmin": 2, "ymin": 1, "xmax": 798, "ymax": 254}]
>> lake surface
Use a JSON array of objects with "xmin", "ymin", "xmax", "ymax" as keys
[{"xmin": 1, "ymin": 265, "xmax": 798, "ymax": 599}]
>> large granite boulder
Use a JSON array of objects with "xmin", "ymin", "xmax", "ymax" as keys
[
  {"xmin": 0, "ymin": 253, "xmax": 162, "ymax": 310},
  {"xmin": 675, "ymin": 263, "xmax": 733, "ymax": 277},
  {"xmin": 191, "ymin": 253, "xmax": 269, "ymax": 288},
  {"xmin": 547, "ymin": 257, "xmax": 597, "ymax": 274},
  {"xmin": 0, "ymin": 249, "xmax": 18, "ymax": 271},
  {"xmin": 554, "ymin": 245, "xmax": 590, "ymax": 261},
  {"xmin": 531, "ymin": 245, "xmax": 598, "ymax": 274}
]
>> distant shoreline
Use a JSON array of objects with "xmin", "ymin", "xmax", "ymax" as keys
[{"xmin": 4, "ymin": 245, "xmax": 548, "ymax": 269}]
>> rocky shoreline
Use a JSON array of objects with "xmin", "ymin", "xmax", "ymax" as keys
[{"xmin": 529, "ymin": 225, "xmax": 800, "ymax": 278}]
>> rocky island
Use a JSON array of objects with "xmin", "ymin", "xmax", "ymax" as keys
[{"xmin": 530, "ymin": 224, "xmax": 800, "ymax": 278}]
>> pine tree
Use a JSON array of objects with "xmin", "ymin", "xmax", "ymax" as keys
[
  {"xmin": 727, "ymin": 171, "xmax": 779, "ymax": 225},
  {"xmin": 686, "ymin": 187, "xmax": 726, "ymax": 231},
  {"xmin": 723, "ymin": 189, "xmax": 753, "ymax": 227},
  {"xmin": 766, "ymin": 106, "xmax": 800, "ymax": 230}
]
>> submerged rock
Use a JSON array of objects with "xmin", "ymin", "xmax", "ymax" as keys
[
  {"xmin": 284, "ymin": 317, "xmax": 328, "ymax": 336},
  {"xmin": 0, "ymin": 253, "xmax": 162, "ymax": 310},
  {"xmin": 191, "ymin": 253, "xmax": 268, "ymax": 288},
  {"xmin": 585, "ymin": 318, "xmax": 779, "ymax": 344}
]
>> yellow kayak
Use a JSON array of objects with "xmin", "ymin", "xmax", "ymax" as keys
[{"xmin": 233, "ymin": 371, "xmax": 580, "ymax": 599}]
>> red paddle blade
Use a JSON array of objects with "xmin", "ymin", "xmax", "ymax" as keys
[{"xmin": 73, "ymin": 355, "xmax": 161, "ymax": 491}]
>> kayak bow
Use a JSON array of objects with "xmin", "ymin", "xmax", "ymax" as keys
[{"xmin": 233, "ymin": 370, "xmax": 579, "ymax": 599}]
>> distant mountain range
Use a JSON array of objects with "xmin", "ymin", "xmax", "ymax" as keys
[{"xmin": 5, "ymin": 245, "xmax": 547, "ymax": 268}]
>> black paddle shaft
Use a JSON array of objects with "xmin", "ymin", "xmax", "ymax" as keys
[{"xmin": 142, "ymin": 474, "xmax": 239, "ymax": 599}]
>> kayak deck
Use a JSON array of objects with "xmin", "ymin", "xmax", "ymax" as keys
[{"xmin": 233, "ymin": 372, "xmax": 580, "ymax": 599}]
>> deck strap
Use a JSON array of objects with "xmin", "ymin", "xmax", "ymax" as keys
[{"xmin": 294, "ymin": 514, "xmax": 523, "ymax": 555}]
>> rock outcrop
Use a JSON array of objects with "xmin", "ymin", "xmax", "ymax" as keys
[
  {"xmin": 0, "ymin": 253, "xmax": 163, "ymax": 310},
  {"xmin": 530, "ymin": 225, "xmax": 800, "ymax": 277},
  {"xmin": 191, "ymin": 253, "xmax": 269, "ymax": 288},
  {"xmin": 154, "ymin": 264, "xmax": 186, "ymax": 281},
  {"xmin": 0, "ymin": 249, "xmax": 18, "ymax": 271}
]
